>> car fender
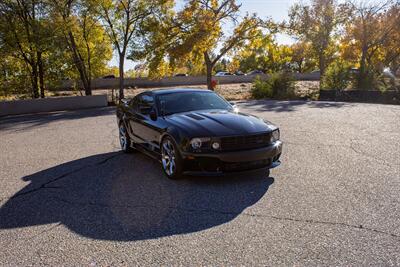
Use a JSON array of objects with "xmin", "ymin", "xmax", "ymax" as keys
[{"xmin": 159, "ymin": 126, "xmax": 189, "ymax": 152}]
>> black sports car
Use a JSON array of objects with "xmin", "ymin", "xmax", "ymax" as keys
[{"xmin": 116, "ymin": 88, "xmax": 282, "ymax": 179}]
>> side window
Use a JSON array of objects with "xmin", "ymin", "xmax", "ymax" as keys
[
  {"xmin": 138, "ymin": 94, "xmax": 154, "ymax": 115},
  {"xmin": 129, "ymin": 96, "xmax": 139, "ymax": 112}
]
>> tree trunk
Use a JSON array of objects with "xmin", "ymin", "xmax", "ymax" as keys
[
  {"xmin": 206, "ymin": 63, "xmax": 213, "ymax": 90},
  {"xmin": 358, "ymin": 46, "xmax": 368, "ymax": 89},
  {"xmin": 298, "ymin": 59, "xmax": 304, "ymax": 73},
  {"xmin": 38, "ymin": 52, "xmax": 45, "ymax": 98},
  {"xmin": 85, "ymin": 80, "xmax": 92, "ymax": 96},
  {"xmin": 31, "ymin": 66, "xmax": 39, "ymax": 99},
  {"xmin": 204, "ymin": 52, "xmax": 214, "ymax": 90},
  {"xmin": 318, "ymin": 53, "xmax": 326, "ymax": 89},
  {"xmin": 119, "ymin": 55, "xmax": 125, "ymax": 100},
  {"xmin": 86, "ymin": 47, "xmax": 92, "ymax": 96},
  {"xmin": 319, "ymin": 53, "xmax": 326, "ymax": 77},
  {"xmin": 67, "ymin": 31, "xmax": 91, "ymax": 95}
]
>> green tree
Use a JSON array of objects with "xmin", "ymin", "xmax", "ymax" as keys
[
  {"xmin": 0, "ymin": 0, "xmax": 53, "ymax": 98},
  {"xmin": 96, "ymin": 0, "xmax": 172, "ymax": 99},
  {"xmin": 230, "ymin": 28, "xmax": 295, "ymax": 74},
  {"xmin": 0, "ymin": 54, "xmax": 31, "ymax": 98},
  {"xmin": 287, "ymin": 0, "xmax": 348, "ymax": 77},
  {"xmin": 51, "ymin": 0, "xmax": 112, "ymax": 95},
  {"xmin": 321, "ymin": 59, "xmax": 352, "ymax": 91},
  {"xmin": 290, "ymin": 41, "xmax": 317, "ymax": 73},
  {"xmin": 142, "ymin": 0, "xmax": 265, "ymax": 90},
  {"xmin": 186, "ymin": 1, "xmax": 264, "ymax": 89}
]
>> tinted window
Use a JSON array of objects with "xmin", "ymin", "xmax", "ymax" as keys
[
  {"xmin": 140, "ymin": 94, "xmax": 154, "ymax": 106},
  {"xmin": 129, "ymin": 94, "xmax": 154, "ymax": 114},
  {"xmin": 157, "ymin": 91, "xmax": 231, "ymax": 115},
  {"xmin": 138, "ymin": 94, "xmax": 154, "ymax": 115},
  {"xmin": 129, "ymin": 96, "xmax": 139, "ymax": 111}
]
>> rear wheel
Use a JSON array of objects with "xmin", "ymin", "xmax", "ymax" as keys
[
  {"xmin": 119, "ymin": 123, "xmax": 134, "ymax": 153},
  {"xmin": 161, "ymin": 137, "xmax": 183, "ymax": 179}
]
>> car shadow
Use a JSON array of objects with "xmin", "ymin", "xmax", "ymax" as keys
[
  {"xmin": 0, "ymin": 107, "xmax": 115, "ymax": 132},
  {"xmin": 0, "ymin": 152, "xmax": 274, "ymax": 241}
]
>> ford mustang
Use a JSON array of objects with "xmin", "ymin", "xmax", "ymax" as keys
[{"xmin": 116, "ymin": 88, "xmax": 282, "ymax": 179}]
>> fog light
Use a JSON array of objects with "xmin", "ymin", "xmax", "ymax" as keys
[{"xmin": 212, "ymin": 142, "xmax": 220, "ymax": 150}]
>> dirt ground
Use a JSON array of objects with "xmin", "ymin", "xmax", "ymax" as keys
[{"xmin": 1, "ymin": 81, "xmax": 320, "ymax": 102}]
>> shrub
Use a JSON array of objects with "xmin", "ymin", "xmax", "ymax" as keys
[
  {"xmin": 321, "ymin": 60, "xmax": 352, "ymax": 91},
  {"xmin": 351, "ymin": 70, "xmax": 380, "ymax": 90},
  {"xmin": 251, "ymin": 72, "xmax": 295, "ymax": 99},
  {"xmin": 251, "ymin": 76, "xmax": 273, "ymax": 99},
  {"xmin": 352, "ymin": 71, "xmax": 399, "ymax": 92}
]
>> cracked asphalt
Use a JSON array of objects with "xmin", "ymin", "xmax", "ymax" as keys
[{"xmin": 0, "ymin": 100, "xmax": 399, "ymax": 266}]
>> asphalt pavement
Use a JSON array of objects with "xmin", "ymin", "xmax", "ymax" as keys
[{"xmin": 0, "ymin": 100, "xmax": 399, "ymax": 266}]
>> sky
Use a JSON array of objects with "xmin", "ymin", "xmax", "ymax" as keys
[{"xmin": 109, "ymin": 0, "xmax": 300, "ymax": 70}]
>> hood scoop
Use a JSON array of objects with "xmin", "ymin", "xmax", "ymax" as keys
[{"xmin": 185, "ymin": 113, "xmax": 205, "ymax": 120}]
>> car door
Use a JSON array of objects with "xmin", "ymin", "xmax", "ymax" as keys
[
  {"xmin": 123, "ymin": 95, "xmax": 141, "ymax": 143},
  {"xmin": 131, "ymin": 93, "xmax": 162, "ymax": 152}
]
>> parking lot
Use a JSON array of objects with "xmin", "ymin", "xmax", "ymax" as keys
[{"xmin": 0, "ymin": 100, "xmax": 399, "ymax": 266}]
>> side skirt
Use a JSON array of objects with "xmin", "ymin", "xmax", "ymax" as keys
[{"xmin": 131, "ymin": 143, "xmax": 162, "ymax": 163}]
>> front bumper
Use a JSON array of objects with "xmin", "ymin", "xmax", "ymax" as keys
[{"xmin": 181, "ymin": 141, "xmax": 283, "ymax": 175}]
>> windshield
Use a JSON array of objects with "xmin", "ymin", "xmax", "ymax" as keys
[{"xmin": 157, "ymin": 91, "xmax": 231, "ymax": 115}]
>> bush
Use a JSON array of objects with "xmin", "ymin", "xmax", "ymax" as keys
[
  {"xmin": 251, "ymin": 76, "xmax": 273, "ymax": 99},
  {"xmin": 351, "ymin": 70, "xmax": 378, "ymax": 90},
  {"xmin": 251, "ymin": 72, "xmax": 295, "ymax": 99},
  {"xmin": 321, "ymin": 60, "xmax": 352, "ymax": 91},
  {"xmin": 352, "ymin": 71, "xmax": 398, "ymax": 92}
]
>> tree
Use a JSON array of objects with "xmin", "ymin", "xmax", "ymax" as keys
[
  {"xmin": 321, "ymin": 59, "xmax": 352, "ymax": 91},
  {"xmin": 214, "ymin": 58, "xmax": 230, "ymax": 72},
  {"xmin": 290, "ymin": 41, "xmax": 317, "ymax": 73},
  {"xmin": 0, "ymin": 54, "xmax": 31, "ymax": 98},
  {"xmin": 230, "ymin": 28, "xmax": 297, "ymax": 74},
  {"xmin": 179, "ymin": 0, "xmax": 265, "ymax": 90},
  {"xmin": 341, "ymin": 0, "xmax": 399, "ymax": 88},
  {"xmin": 141, "ymin": 0, "xmax": 265, "ymax": 90},
  {"xmin": 96, "ymin": 0, "xmax": 171, "ymax": 99},
  {"xmin": 0, "ymin": 0, "xmax": 52, "ymax": 98},
  {"xmin": 52, "ymin": 0, "xmax": 112, "ymax": 95},
  {"xmin": 381, "ymin": 4, "xmax": 400, "ymax": 75},
  {"xmin": 287, "ymin": 0, "xmax": 348, "ymax": 77}
]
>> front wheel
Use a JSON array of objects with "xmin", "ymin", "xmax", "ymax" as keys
[
  {"xmin": 161, "ymin": 137, "xmax": 183, "ymax": 179},
  {"xmin": 119, "ymin": 123, "xmax": 134, "ymax": 153}
]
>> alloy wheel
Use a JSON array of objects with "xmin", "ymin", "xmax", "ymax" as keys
[
  {"xmin": 119, "ymin": 124, "xmax": 127, "ymax": 150},
  {"xmin": 161, "ymin": 139, "xmax": 176, "ymax": 176}
]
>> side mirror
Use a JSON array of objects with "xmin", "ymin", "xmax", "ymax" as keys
[
  {"xmin": 231, "ymin": 104, "xmax": 239, "ymax": 113},
  {"xmin": 150, "ymin": 109, "xmax": 157, "ymax": 121}
]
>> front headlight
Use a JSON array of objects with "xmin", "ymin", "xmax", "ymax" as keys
[
  {"xmin": 190, "ymin": 137, "xmax": 211, "ymax": 150},
  {"xmin": 271, "ymin": 129, "xmax": 280, "ymax": 142}
]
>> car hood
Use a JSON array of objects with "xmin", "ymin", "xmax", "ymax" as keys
[{"xmin": 165, "ymin": 109, "xmax": 277, "ymax": 137}]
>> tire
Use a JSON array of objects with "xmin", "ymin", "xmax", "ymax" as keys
[
  {"xmin": 118, "ymin": 122, "xmax": 134, "ymax": 153},
  {"xmin": 160, "ymin": 136, "xmax": 183, "ymax": 179}
]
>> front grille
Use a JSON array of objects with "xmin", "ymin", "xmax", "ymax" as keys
[{"xmin": 220, "ymin": 132, "xmax": 272, "ymax": 151}]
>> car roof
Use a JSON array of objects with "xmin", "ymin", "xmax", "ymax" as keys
[{"xmin": 151, "ymin": 88, "xmax": 213, "ymax": 95}]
